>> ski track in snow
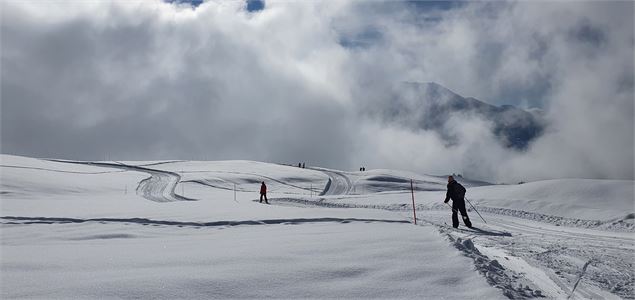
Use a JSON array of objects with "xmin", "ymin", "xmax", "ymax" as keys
[
  {"xmin": 310, "ymin": 167, "xmax": 353, "ymax": 196},
  {"xmin": 135, "ymin": 167, "xmax": 194, "ymax": 202},
  {"xmin": 51, "ymin": 160, "xmax": 195, "ymax": 203}
]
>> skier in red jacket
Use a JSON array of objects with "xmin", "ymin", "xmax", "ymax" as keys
[{"xmin": 259, "ymin": 181, "xmax": 269, "ymax": 204}]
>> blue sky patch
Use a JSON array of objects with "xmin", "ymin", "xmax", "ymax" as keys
[{"xmin": 247, "ymin": 0, "xmax": 265, "ymax": 12}]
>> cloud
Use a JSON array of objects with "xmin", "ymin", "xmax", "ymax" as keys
[
  {"xmin": 338, "ymin": 1, "xmax": 634, "ymax": 181},
  {"xmin": 1, "ymin": 0, "xmax": 632, "ymax": 182},
  {"xmin": 1, "ymin": 0, "xmax": 354, "ymax": 166}
]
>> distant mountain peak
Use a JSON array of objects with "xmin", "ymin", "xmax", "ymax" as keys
[
  {"xmin": 385, "ymin": 81, "xmax": 546, "ymax": 150},
  {"xmin": 402, "ymin": 81, "xmax": 462, "ymax": 97}
]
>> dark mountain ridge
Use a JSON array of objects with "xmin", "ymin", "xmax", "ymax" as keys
[{"xmin": 385, "ymin": 82, "xmax": 545, "ymax": 149}]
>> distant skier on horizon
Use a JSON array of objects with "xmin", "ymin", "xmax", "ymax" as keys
[
  {"xmin": 444, "ymin": 176, "xmax": 472, "ymax": 228},
  {"xmin": 259, "ymin": 181, "xmax": 269, "ymax": 204}
]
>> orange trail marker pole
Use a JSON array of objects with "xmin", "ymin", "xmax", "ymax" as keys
[{"xmin": 411, "ymin": 179, "xmax": 417, "ymax": 225}]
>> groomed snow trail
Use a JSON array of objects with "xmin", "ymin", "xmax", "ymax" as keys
[
  {"xmin": 134, "ymin": 166, "xmax": 194, "ymax": 202},
  {"xmin": 479, "ymin": 215, "xmax": 632, "ymax": 299},
  {"xmin": 310, "ymin": 167, "xmax": 353, "ymax": 195},
  {"xmin": 53, "ymin": 160, "xmax": 194, "ymax": 202}
]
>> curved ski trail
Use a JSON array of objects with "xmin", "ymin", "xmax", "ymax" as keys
[
  {"xmin": 133, "ymin": 165, "xmax": 194, "ymax": 202},
  {"xmin": 52, "ymin": 160, "xmax": 195, "ymax": 203},
  {"xmin": 310, "ymin": 167, "xmax": 353, "ymax": 196}
]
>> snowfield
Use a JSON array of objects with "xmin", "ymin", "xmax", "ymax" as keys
[{"xmin": 1, "ymin": 154, "xmax": 633, "ymax": 299}]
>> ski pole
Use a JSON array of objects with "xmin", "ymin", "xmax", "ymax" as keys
[
  {"xmin": 465, "ymin": 197, "xmax": 487, "ymax": 224},
  {"xmin": 445, "ymin": 202, "xmax": 458, "ymax": 213}
]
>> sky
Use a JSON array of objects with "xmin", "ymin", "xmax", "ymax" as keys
[{"xmin": 1, "ymin": 0, "xmax": 633, "ymax": 182}]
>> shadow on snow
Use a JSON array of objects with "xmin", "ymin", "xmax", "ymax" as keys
[{"xmin": 1, "ymin": 216, "xmax": 410, "ymax": 228}]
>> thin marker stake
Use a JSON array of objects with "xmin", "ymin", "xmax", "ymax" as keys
[{"xmin": 410, "ymin": 179, "xmax": 417, "ymax": 225}]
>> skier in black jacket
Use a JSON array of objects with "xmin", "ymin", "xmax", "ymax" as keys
[{"xmin": 444, "ymin": 176, "xmax": 472, "ymax": 228}]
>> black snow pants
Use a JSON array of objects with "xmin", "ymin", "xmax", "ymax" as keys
[
  {"xmin": 259, "ymin": 193, "xmax": 269, "ymax": 204},
  {"xmin": 452, "ymin": 200, "xmax": 472, "ymax": 228}
]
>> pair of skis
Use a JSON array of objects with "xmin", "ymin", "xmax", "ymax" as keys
[{"xmin": 446, "ymin": 198, "xmax": 487, "ymax": 224}]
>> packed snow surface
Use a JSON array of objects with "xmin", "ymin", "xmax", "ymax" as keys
[{"xmin": 1, "ymin": 154, "xmax": 633, "ymax": 299}]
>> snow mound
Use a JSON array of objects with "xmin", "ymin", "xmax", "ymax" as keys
[
  {"xmin": 450, "ymin": 236, "xmax": 545, "ymax": 299},
  {"xmin": 469, "ymin": 179, "xmax": 634, "ymax": 221}
]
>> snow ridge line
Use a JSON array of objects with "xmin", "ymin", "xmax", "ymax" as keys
[
  {"xmin": 0, "ymin": 216, "xmax": 410, "ymax": 227},
  {"xmin": 186, "ymin": 179, "xmax": 321, "ymax": 196},
  {"xmin": 178, "ymin": 169, "xmax": 316, "ymax": 192},
  {"xmin": 0, "ymin": 164, "xmax": 125, "ymax": 175}
]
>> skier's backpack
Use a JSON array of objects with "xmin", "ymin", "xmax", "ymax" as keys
[{"xmin": 457, "ymin": 182, "xmax": 466, "ymax": 198}]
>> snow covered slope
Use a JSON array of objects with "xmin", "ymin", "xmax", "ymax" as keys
[
  {"xmin": 1, "ymin": 155, "xmax": 502, "ymax": 299},
  {"xmin": 1, "ymin": 154, "xmax": 633, "ymax": 299},
  {"xmin": 469, "ymin": 179, "xmax": 634, "ymax": 221}
]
